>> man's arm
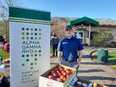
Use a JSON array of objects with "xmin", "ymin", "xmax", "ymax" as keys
[
  {"xmin": 57, "ymin": 40, "xmax": 63, "ymax": 64},
  {"xmin": 58, "ymin": 51, "xmax": 62, "ymax": 64}
]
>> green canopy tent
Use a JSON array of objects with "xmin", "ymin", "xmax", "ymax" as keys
[{"xmin": 70, "ymin": 17, "xmax": 99, "ymax": 26}]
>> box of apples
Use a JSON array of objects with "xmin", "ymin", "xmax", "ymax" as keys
[{"xmin": 39, "ymin": 64, "xmax": 76, "ymax": 87}]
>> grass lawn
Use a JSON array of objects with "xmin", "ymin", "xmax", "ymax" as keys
[
  {"xmin": 108, "ymin": 50, "xmax": 116, "ymax": 64},
  {"xmin": 108, "ymin": 50, "xmax": 116, "ymax": 70},
  {"xmin": 0, "ymin": 48, "xmax": 9, "ymax": 60},
  {"xmin": 111, "ymin": 65, "xmax": 116, "ymax": 70}
]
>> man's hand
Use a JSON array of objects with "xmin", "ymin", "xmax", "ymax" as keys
[
  {"xmin": 77, "ymin": 58, "xmax": 81, "ymax": 66},
  {"xmin": 58, "ymin": 57, "xmax": 61, "ymax": 64}
]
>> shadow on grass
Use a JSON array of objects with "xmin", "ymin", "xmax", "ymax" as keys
[
  {"xmin": 81, "ymin": 62, "xmax": 103, "ymax": 65},
  {"xmin": 108, "ymin": 57, "xmax": 116, "ymax": 65},
  {"xmin": 106, "ymin": 84, "xmax": 116, "ymax": 87},
  {"xmin": 81, "ymin": 60, "xmax": 116, "ymax": 65},
  {"xmin": 79, "ymin": 69, "xmax": 105, "ymax": 73},
  {"xmin": 78, "ymin": 76, "xmax": 116, "ymax": 81}
]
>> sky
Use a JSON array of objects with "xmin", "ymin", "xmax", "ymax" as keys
[{"xmin": 11, "ymin": 0, "xmax": 116, "ymax": 19}]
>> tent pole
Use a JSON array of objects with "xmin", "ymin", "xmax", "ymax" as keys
[{"xmin": 88, "ymin": 24, "xmax": 91, "ymax": 46}]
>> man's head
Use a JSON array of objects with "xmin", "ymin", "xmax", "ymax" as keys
[
  {"xmin": 72, "ymin": 26, "xmax": 78, "ymax": 37},
  {"xmin": 64, "ymin": 25, "xmax": 74, "ymax": 38}
]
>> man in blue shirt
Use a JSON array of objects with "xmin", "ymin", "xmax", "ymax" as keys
[{"xmin": 58, "ymin": 25, "xmax": 83, "ymax": 67}]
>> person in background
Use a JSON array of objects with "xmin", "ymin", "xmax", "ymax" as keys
[
  {"xmin": 2, "ymin": 35, "xmax": 9, "ymax": 53},
  {"xmin": 0, "ymin": 36, "xmax": 4, "ymax": 48},
  {"xmin": 51, "ymin": 33, "xmax": 59, "ymax": 57},
  {"xmin": 0, "ymin": 76, "xmax": 10, "ymax": 87},
  {"xmin": 57, "ymin": 25, "xmax": 84, "ymax": 67}
]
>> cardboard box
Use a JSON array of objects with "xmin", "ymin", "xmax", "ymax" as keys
[{"xmin": 39, "ymin": 64, "xmax": 75, "ymax": 87}]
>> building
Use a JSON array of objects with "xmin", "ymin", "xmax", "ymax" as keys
[{"xmin": 51, "ymin": 17, "xmax": 116, "ymax": 47}]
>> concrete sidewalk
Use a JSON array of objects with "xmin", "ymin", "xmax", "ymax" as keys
[{"xmin": 50, "ymin": 57, "xmax": 116, "ymax": 87}]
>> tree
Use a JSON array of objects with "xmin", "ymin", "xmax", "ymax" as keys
[
  {"xmin": 93, "ymin": 30, "xmax": 113, "ymax": 47},
  {"xmin": 0, "ymin": 0, "xmax": 14, "ymax": 41}
]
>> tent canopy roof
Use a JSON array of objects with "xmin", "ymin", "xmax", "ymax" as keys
[{"xmin": 71, "ymin": 17, "xmax": 99, "ymax": 26}]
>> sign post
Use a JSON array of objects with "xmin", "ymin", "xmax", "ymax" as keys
[{"xmin": 9, "ymin": 7, "xmax": 51, "ymax": 87}]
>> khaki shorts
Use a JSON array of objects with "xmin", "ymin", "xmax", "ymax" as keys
[{"xmin": 61, "ymin": 59, "xmax": 79, "ymax": 68}]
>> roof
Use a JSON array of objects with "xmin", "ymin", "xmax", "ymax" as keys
[
  {"xmin": 70, "ymin": 17, "xmax": 99, "ymax": 26},
  {"xmin": 9, "ymin": 7, "xmax": 51, "ymax": 21}
]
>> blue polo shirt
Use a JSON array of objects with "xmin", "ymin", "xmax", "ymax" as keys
[{"xmin": 58, "ymin": 37, "xmax": 83, "ymax": 62}]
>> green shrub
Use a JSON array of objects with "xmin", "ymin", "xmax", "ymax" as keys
[{"xmin": 93, "ymin": 30, "xmax": 113, "ymax": 46}]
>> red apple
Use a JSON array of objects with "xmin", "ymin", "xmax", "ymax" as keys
[
  {"xmin": 48, "ymin": 75, "xmax": 53, "ymax": 79},
  {"xmin": 61, "ymin": 71, "xmax": 67, "ymax": 76},
  {"xmin": 54, "ymin": 68, "xmax": 58, "ymax": 71},
  {"xmin": 65, "ymin": 75, "xmax": 69, "ymax": 79},
  {"xmin": 56, "ymin": 70, "xmax": 61, "ymax": 76},
  {"xmin": 52, "ymin": 72, "xmax": 58, "ymax": 77},
  {"xmin": 65, "ymin": 69, "xmax": 72, "ymax": 75},
  {"xmin": 51, "ymin": 70, "xmax": 55, "ymax": 74},
  {"xmin": 60, "ymin": 75, "xmax": 66, "ymax": 82},
  {"xmin": 56, "ymin": 78, "xmax": 63, "ymax": 82},
  {"xmin": 60, "ymin": 75, "xmax": 64, "ymax": 80},
  {"xmin": 62, "ymin": 77, "xmax": 66, "ymax": 82},
  {"xmin": 58, "ymin": 66, "xmax": 64, "ymax": 71}
]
